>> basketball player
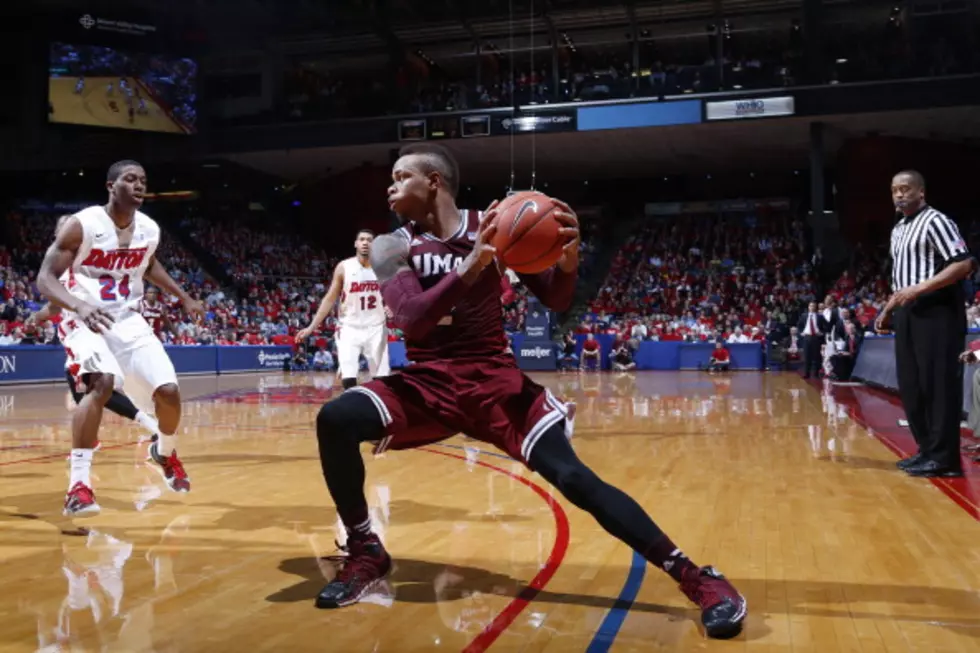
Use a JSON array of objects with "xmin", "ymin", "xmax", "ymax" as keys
[
  {"xmin": 37, "ymin": 160, "xmax": 202, "ymax": 516},
  {"xmin": 138, "ymin": 287, "xmax": 177, "ymax": 341},
  {"xmin": 29, "ymin": 301, "xmax": 161, "ymax": 444},
  {"xmin": 312, "ymin": 144, "xmax": 746, "ymax": 639},
  {"xmin": 296, "ymin": 230, "xmax": 389, "ymax": 389}
]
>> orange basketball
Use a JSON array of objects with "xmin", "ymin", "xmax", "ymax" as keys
[{"xmin": 490, "ymin": 191, "xmax": 566, "ymax": 274}]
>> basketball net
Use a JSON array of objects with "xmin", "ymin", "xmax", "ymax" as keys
[{"xmin": 506, "ymin": 0, "xmax": 539, "ymax": 195}]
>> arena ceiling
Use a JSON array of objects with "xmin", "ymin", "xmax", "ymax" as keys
[
  {"xmin": 31, "ymin": 0, "xmax": 879, "ymax": 45},
  {"xmin": 224, "ymin": 106, "xmax": 980, "ymax": 183}
]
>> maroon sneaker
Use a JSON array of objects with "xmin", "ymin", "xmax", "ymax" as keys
[
  {"xmin": 679, "ymin": 565, "xmax": 747, "ymax": 639},
  {"xmin": 315, "ymin": 535, "xmax": 392, "ymax": 609}
]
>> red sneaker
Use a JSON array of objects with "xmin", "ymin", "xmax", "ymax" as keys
[
  {"xmin": 315, "ymin": 535, "xmax": 392, "ymax": 609},
  {"xmin": 63, "ymin": 482, "xmax": 101, "ymax": 517},
  {"xmin": 148, "ymin": 442, "xmax": 190, "ymax": 493},
  {"xmin": 679, "ymin": 565, "xmax": 747, "ymax": 639}
]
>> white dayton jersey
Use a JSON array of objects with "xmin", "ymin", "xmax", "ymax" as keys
[
  {"xmin": 338, "ymin": 257, "xmax": 386, "ymax": 329},
  {"xmin": 336, "ymin": 257, "xmax": 389, "ymax": 379},
  {"xmin": 64, "ymin": 206, "xmax": 159, "ymax": 317},
  {"xmin": 59, "ymin": 206, "xmax": 177, "ymax": 407}
]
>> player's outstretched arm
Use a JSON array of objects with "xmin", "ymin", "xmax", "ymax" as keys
[
  {"xmin": 145, "ymin": 256, "xmax": 204, "ymax": 317},
  {"xmin": 298, "ymin": 262, "xmax": 345, "ymax": 340},
  {"xmin": 373, "ymin": 233, "xmax": 487, "ymax": 340}
]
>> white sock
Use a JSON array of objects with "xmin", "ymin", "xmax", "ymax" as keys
[
  {"xmin": 134, "ymin": 411, "xmax": 159, "ymax": 435},
  {"xmin": 69, "ymin": 449, "xmax": 94, "ymax": 489},
  {"xmin": 156, "ymin": 434, "xmax": 176, "ymax": 457}
]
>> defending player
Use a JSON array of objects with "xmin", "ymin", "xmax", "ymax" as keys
[
  {"xmin": 37, "ymin": 160, "xmax": 202, "ymax": 516},
  {"xmin": 312, "ymin": 144, "xmax": 746, "ymax": 639},
  {"xmin": 296, "ymin": 230, "xmax": 389, "ymax": 388}
]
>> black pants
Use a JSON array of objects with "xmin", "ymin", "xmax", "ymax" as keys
[
  {"xmin": 830, "ymin": 354, "xmax": 855, "ymax": 381},
  {"xmin": 802, "ymin": 336, "xmax": 822, "ymax": 377},
  {"xmin": 894, "ymin": 301, "xmax": 965, "ymax": 467}
]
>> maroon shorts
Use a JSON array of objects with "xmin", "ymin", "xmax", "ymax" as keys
[{"xmin": 350, "ymin": 354, "xmax": 571, "ymax": 467}]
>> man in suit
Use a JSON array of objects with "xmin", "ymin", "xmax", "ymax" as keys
[{"xmin": 798, "ymin": 301, "xmax": 828, "ymax": 379}]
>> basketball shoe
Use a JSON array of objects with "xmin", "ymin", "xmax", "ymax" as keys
[
  {"xmin": 679, "ymin": 565, "xmax": 747, "ymax": 639},
  {"xmin": 63, "ymin": 482, "xmax": 100, "ymax": 517},
  {"xmin": 315, "ymin": 534, "xmax": 391, "ymax": 609},
  {"xmin": 147, "ymin": 441, "xmax": 190, "ymax": 493}
]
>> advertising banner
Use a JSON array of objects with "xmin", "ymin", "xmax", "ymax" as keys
[
  {"xmin": 577, "ymin": 99, "xmax": 702, "ymax": 131},
  {"xmin": 492, "ymin": 110, "xmax": 577, "ymax": 135},
  {"xmin": 0, "ymin": 345, "xmax": 295, "ymax": 385},
  {"xmin": 705, "ymin": 96, "xmax": 795, "ymax": 121}
]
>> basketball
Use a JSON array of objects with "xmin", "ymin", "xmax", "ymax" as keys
[{"xmin": 490, "ymin": 190, "xmax": 566, "ymax": 274}]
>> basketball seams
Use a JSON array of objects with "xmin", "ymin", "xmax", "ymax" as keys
[
  {"xmin": 491, "ymin": 190, "xmax": 565, "ymax": 273},
  {"xmin": 504, "ymin": 216, "xmax": 563, "ymax": 269}
]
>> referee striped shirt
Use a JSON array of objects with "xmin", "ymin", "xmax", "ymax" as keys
[{"xmin": 889, "ymin": 205, "xmax": 970, "ymax": 291}]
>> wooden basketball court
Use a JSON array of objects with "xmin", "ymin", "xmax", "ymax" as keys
[{"xmin": 0, "ymin": 371, "xmax": 978, "ymax": 652}]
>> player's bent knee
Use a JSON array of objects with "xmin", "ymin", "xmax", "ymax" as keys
[
  {"xmin": 153, "ymin": 383, "xmax": 181, "ymax": 407},
  {"xmin": 87, "ymin": 374, "xmax": 115, "ymax": 403},
  {"xmin": 316, "ymin": 392, "xmax": 385, "ymax": 445},
  {"xmin": 342, "ymin": 377, "xmax": 358, "ymax": 390}
]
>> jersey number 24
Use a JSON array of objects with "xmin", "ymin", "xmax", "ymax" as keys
[{"xmin": 99, "ymin": 274, "xmax": 131, "ymax": 301}]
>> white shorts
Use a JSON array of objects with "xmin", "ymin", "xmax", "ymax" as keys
[
  {"xmin": 336, "ymin": 323, "xmax": 389, "ymax": 379},
  {"xmin": 62, "ymin": 311, "xmax": 177, "ymax": 407}
]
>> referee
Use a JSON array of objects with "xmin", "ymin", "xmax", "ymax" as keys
[{"xmin": 876, "ymin": 170, "xmax": 974, "ymax": 477}]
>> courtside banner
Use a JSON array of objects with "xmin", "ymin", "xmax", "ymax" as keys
[
  {"xmin": 705, "ymin": 96, "xmax": 795, "ymax": 121},
  {"xmin": 0, "ymin": 345, "xmax": 294, "ymax": 385},
  {"xmin": 852, "ymin": 334, "xmax": 980, "ymax": 415}
]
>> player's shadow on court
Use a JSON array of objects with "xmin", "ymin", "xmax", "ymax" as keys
[
  {"xmin": 270, "ymin": 557, "xmax": 980, "ymax": 641},
  {"xmin": 0, "ymin": 491, "xmax": 159, "ymax": 535},
  {"xmin": 201, "ymin": 499, "xmax": 530, "ymax": 531},
  {"xmin": 269, "ymin": 556, "xmax": 688, "ymax": 621}
]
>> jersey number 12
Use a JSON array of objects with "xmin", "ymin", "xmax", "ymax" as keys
[{"xmin": 359, "ymin": 295, "xmax": 377, "ymax": 311}]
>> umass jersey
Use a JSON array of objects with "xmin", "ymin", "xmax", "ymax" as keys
[
  {"xmin": 393, "ymin": 210, "xmax": 509, "ymax": 362},
  {"xmin": 138, "ymin": 299, "xmax": 166, "ymax": 334}
]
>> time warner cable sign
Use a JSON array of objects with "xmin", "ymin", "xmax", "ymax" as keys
[{"xmin": 705, "ymin": 96, "xmax": 795, "ymax": 121}]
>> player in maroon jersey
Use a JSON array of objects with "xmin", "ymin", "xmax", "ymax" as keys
[
  {"xmin": 313, "ymin": 144, "xmax": 746, "ymax": 639},
  {"xmin": 138, "ymin": 287, "xmax": 177, "ymax": 341}
]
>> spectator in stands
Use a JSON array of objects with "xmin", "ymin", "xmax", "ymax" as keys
[
  {"xmin": 1, "ymin": 298, "xmax": 17, "ymax": 322},
  {"xmin": 580, "ymin": 333, "xmax": 601, "ymax": 371},
  {"xmin": 558, "ymin": 331, "xmax": 578, "ymax": 372},
  {"xmin": 0, "ymin": 322, "xmax": 15, "ymax": 346},
  {"xmin": 786, "ymin": 326, "xmax": 802, "ymax": 362},
  {"xmin": 829, "ymin": 322, "xmax": 861, "ymax": 381},
  {"xmin": 727, "ymin": 327, "xmax": 750, "ymax": 344},
  {"xmin": 611, "ymin": 341, "xmax": 636, "ymax": 372},
  {"xmin": 708, "ymin": 341, "xmax": 731, "ymax": 374},
  {"xmin": 289, "ymin": 346, "xmax": 310, "ymax": 372},
  {"xmin": 313, "ymin": 347, "xmax": 335, "ymax": 371}
]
